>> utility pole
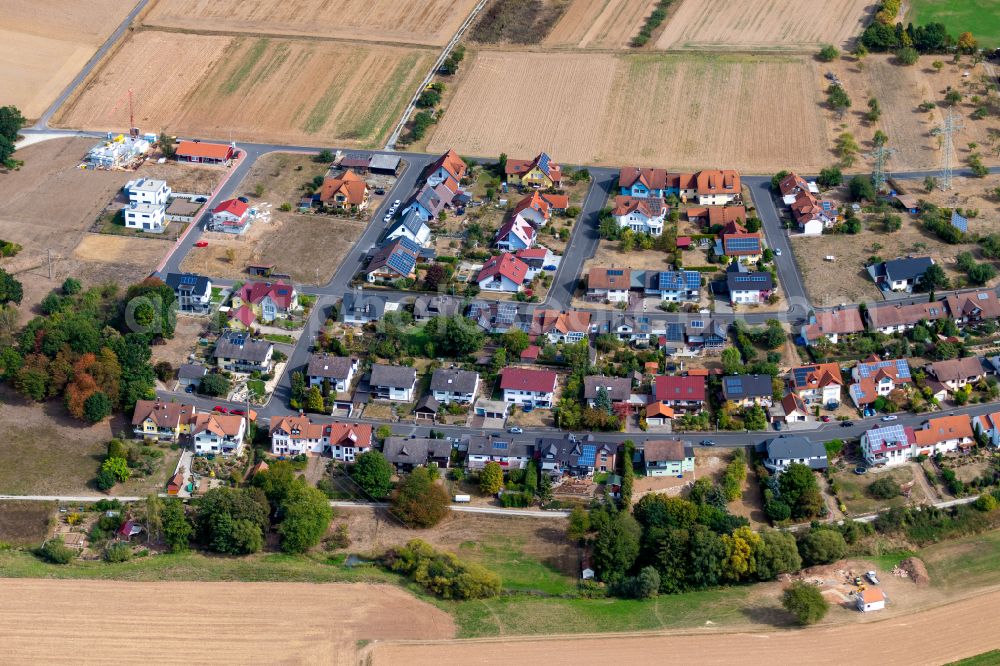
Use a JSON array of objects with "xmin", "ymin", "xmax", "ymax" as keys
[
  {"xmin": 931, "ymin": 108, "xmax": 964, "ymax": 191},
  {"xmin": 868, "ymin": 144, "xmax": 897, "ymax": 193},
  {"xmin": 47, "ymin": 248, "xmax": 52, "ymax": 280}
]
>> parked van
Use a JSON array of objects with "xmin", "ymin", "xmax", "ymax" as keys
[{"xmin": 453, "ymin": 494, "xmax": 471, "ymax": 503}]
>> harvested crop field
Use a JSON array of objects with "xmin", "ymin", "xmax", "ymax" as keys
[
  {"xmin": 369, "ymin": 588, "xmax": 1000, "ymax": 666},
  {"xmin": 0, "ymin": 138, "xmax": 187, "ymax": 322},
  {"xmin": 55, "ymin": 30, "xmax": 433, "ymax": 147},
  {"xmin": 656, "ymin": 0, "xmax": 871, "ymax": 50},
  {"xmin": 0, "ymin": 0, "xmax": 133, "ymax": 118},
  {"xmin": 544, "ymin": 0, "xmax": 659, "ymax": 49},
  {"xmin": 0, "ymin": 501, "xmax": 53, "ymax": 546},
  {"xmin": 0, "ymin": 579, "xmax": 454, "ymax": 666},
  {"xmin": 143, "ymin": 0, "xmax": 479, "ymax": 47},
  {"xmin": 428, "ymin": 52, "xmax": 828, "ymax": 172}
]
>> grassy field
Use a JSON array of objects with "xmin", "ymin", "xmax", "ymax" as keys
[
  {"xmin": 922, "ymin": 526, "xmax": 1000, "ymax": 589},
  {"xmin": 908, "ymin": 0, "xmax": 1000, "ymax": 49},
  {"xmin": 0, "ymin": 502, "xmax": 54, "ymax": 546},
  {"xmin": 832, "ymin": 464, "xmax": 929, "ymax": 515},
  {"xmin": 947, "ymin": 650, "xmax": 1000, "ymax": 666}
]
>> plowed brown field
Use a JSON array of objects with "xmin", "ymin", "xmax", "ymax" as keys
[
  {"xmin": 369, "ymin": 588, "xmax": 1000, "ymax": 666},
  {"xmin": 428, "ymin": 52, "xmax": 828, "ymax": 172},
  {"xmin": 0, "ymin": 579, "xmax": 454, "ymax": 665},
  {"xmin": 0, "ymin": 0, "xmax": 133, "ymax": 118},
  {"xmin": 55, "ymin": 30, "xmax": 433, "ymax": 147},
  {"xmin": 544, "ymin": 0, "xmax": 659, "ymax": 49},
  {"xmin": 656, "ymin": 0, "xmax": 871, "ymax": 50},
  {"xmin": 143, "ymin": 0, "xmax": 479, "ymax": 47}
]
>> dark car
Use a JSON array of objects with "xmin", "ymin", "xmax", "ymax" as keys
[
  {"xmin": 184, "ymin": 385, "xmax": 195, "ymax": 394},
  {"xmin": 374, "ymin": 188, "xmax": 386, "ymax": 195},
  {"xmin": 237, "ymin": 196, "xmax": 249, "ymax": 204},
  {"xmin": 700, "ymin": 440, "xmax": 716, "ymax": 447},
  {"xmin": 841, "ymin": 421, "xmax": 854, "ymax": 428}
]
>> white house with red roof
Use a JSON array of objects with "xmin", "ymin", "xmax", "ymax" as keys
[
  {"xmin": 849, "ymin": 356, "xmax": 912, "ymax": 408},
  {"xmin": 788, "ymin": 362, "xmax": 843, "ymax": 407},
  {"xmin": 494, "ymin": 216, "xmax": 536, "ymax": 252},
  {"xmin": 426, "ymin": 148, "xmax": 467, "ymax": 189},
  {"xmin": 653, "ymin": 375, "xmax": 706, "ymax": 412},
  {"xmin": 613, "ymin": 195, "xmax": 667, "ymax": 236},
  {"xmin": 695, "ymin": 169, "xmax": 741, "ymax": 205},
  {"xmin": 860, "ymin": 423, "xmax": 917, "ymax": 467},
  {"xmin": 232, "ymin": 281, "xmax": 298, "ymax": 322},
  {"xmin": 175, "ymin": 140, "xmax": 235, "ymax": 164},
  {"xmin": 511, "ymin": 191, "xmax": 552, "ymax": 227},
  {"xmin": 478, "ymin": 253, "xmax": 530, "ymax": 292},
  {"xmin": 500, "ymin": 367, "xmax": 558, "ymax": 407},
  {"xmin": 210, "ymin": 198, "xmax": 251, "ymax": 233},
  {"xmin": 269, "ymin": 414, "xmax": 372, "ymax": 460}
]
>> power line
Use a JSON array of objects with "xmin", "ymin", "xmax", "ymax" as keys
[
  {"xmin": 868, "ymin": 144, "xmax": 897, "ymax": 193},
  {"xmin": 931, "ymin": 108, "xmax": 964, "ymax": 191}
]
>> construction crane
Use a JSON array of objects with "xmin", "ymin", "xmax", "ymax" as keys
[{"xmin": 931, "ymin": 108, "xmax": 964, "ymax": 191}]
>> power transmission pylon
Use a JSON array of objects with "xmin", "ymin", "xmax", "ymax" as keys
[
  {"xmin": 868, "ymin": 144, "xmax": 897, "ymax": 193},
  {"xmin": 931, "ymin": 108, "xmax": 964, "ymax": 191}
]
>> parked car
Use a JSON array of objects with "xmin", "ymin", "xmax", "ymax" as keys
[
  {"xmin": 700, "ymin": 440, "xmax": 716, "ymax": 447},
  {"xmin": 230, "ymin": 409, "xmax": 246, "ymax": 416},
  {"xmin": 774, "ymin": 248, "xmax": 782, "ymax": 256},
  {"xmin": 841, "ymin": 420, "xmax": 854, "ymax": 427},
  {"xmin": 773, "ymin": 421, "xmax": 783, "ymax": 431},
  {"xmin": 184, "ymin": 385, "xmax": 195, "ymax": 393},
  {"xmin": 822, "ymin": 415, "xmax": 831, "ymax": 422},
  {"xmin": 866, "ymin": 571, "xmax": 880, "ymax": 584},
  {"xmin": 881, "ymin": 415, "xmax": 898, "ymax": 422},
  {"xmin": 508, "ymin": 427, "xmax": 523, "ymax": 434},
  {"xmin": 213, "ymin": 406, "xmax": 228, "ymax": 414},
  {"xmin": 237, "ymin": 196, "xmax": 249, "ymax": 204},
  {"xmin": 374, "ymin": 188, "xmax": 386, "ymax": 195},
  {"xmin": 383, "ymin": 214, "xmax": 391, "ymax": 223},
  {"xmin": 393, "ymin": 199, "xmax": 401, "ymax": 207},
  {"xmin": 194, "ymin": 240, "xmax": 208, "ymax": 248}
]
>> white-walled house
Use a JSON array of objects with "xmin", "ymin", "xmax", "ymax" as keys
[
  {"xmin": 762, "ymin": 436, "xmax": 828, "ymax": 473},
  {"xmin": 430, "ymin": 368, "xmax": 480, "ymax": 404},
  {"xmin": 125, "ymin": 178, "xmax": 171, "ymax": 205},
  {"xmin": 190, "ymin": 413, "xmax": 246, "ymax": 456},
  {"xmin": 860, "ymin": 423, "xmax": 916, "ymax": 467},
  {"xmin": 123, "ymin": 202, "xmax": 167, "ymax": 232},
  {"xmin": 973, "ymin": 410, "xmax": 1000, "ymax": 447},
  {"xmin": 500, "ymin": 367, "xmax": 557, "ymax": 408},
  {"xmin": 612, "ymin": 196, "xmax": 666, "ymax": 236},
  {"xmin": 269, "ymin": 415, "xmax": 373, "ymax": 461},
  {"xmin": 306, "ymin": 353, "xmax": 358, "ymax": 394},
  {"xmin": 370, "ymin": 364, "xmax": 417, "ymax": 401}
]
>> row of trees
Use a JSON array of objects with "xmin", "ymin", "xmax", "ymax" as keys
[{"xmin": 0, "ymin": 105, "xmax": 25, "ymax": 168}]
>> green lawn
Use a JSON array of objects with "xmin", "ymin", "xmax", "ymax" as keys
[
  {"xmin": 946, "ymin": 650, "xmax": 1000, "ymax": 666},
  {"xmin": 909, "ymin": 0, "xmax": 1000, "ymax": 49},
  {"xmin": 458, "ymin": 537, "xmax": 576, "ymax": 596},
  {"xmin": 922, "ymin": 526, "xmax": 1000, "ymax": 589},
  {"xmin": 832, "ymin": 465, "xmax": 920, "ymax": 515},
  {"xmin": 247, "ymin": 379, "xmax": 266, "ymax": 397},
  {"xmin": 263, "ymin": 333, "xmax": 296, "ymax": 345}
]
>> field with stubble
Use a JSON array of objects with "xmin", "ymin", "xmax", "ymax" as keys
[
  {"xmin": 143, "ymin": 0, "xmax": 479, "ymax": 47},
  {"xmin": 0, "ymin": 579, "xmax": 454, "ymax": 666},
  {"xmin": 544, "ymin": 0, "xmax": 660, "ymax": 48},
  {"xmin": 0, "ymin": 0, "xmax": 133, "ymax": 118},
  {"xmin": 656, "ymin": 0, "xmax": 871, "ymax": 50},
  {"xmin": 427, "ymin": 52, "xmax": 828, "ymax": 172},
  {"xmin": 55, "ymin": 30, "xmax": 432, "ymax": 147}
]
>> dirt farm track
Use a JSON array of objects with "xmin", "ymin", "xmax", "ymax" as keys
[
  {"xmin": 0, "ymin": 579, "xmax": 454, "ymax": 665},
  {"xmin": 369, "ymin": 587, "xmax": 1000, "ymax": 666}
]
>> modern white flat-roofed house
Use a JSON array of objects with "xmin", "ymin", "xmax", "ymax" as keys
[
  {"xmin": 430, "ymin": 368, "xmax": 480, "ymax": 405},
  {"xmin": 762, "ymin": 435, "xmax": 828, "ymax": 474},
  {"xmin": 123, "ymin": 202, "xmax": 167, "ymax": 232},
  {"xmin": 165, "ymin": 272, "xmax": 212, "ymax": 314},
  {"xmin": 124, "ymin": 178, "xmax": 171, "ymax": 206}
]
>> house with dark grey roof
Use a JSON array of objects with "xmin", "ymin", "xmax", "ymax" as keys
[
  {"xmin": 177, "ymin": 363, "xmax": 207, "ymax": 387},
  {"xmin": 685, "ymin": 319, "xmax": 727, "ymax": 351},
  {"xmin": 385, "ymin": 209, "xmax": 431, "ymax": 247},
  {"xmin": 721, "ymin": 374, "xmax": 775, "ymax": 407},
  {"xmin": 430, "ymin": 368, "xmax": 480, "ymax": 404},
  {"xmin": 382, "ymin": 436, "xmax": 452, "ymax": 471},
  {"xmin": 726, "ymin": 263, "xmax": 774, "ymax": 305},
  {"xmin": 165, "ymin": 272, "xmax": 212, "ymax": 314},
  {"xmin": 370, "ymin": 364, "xmax": 417, "ymax": 401},
  {"xmin": 537, "ymin": 435, "xmax": 617, "ymax": 477},
  {"xmin": 613, "ymin": 314, "xmax": 653, "ymax": 346},
  {"xmin": 762, "ymin": 435, "xmax": 828, "ymax": 473},
  {"xmin": 413, "ymin": 295, "xmax": 462, "ymax": 322},
  {"xmin": 306, "ymin": 353, "xmax": 358, "ymax": 394},
  {"xmin": 342, "ymin": 290, "xmax": 385, "ymax": 326},
  {"xmin": 212, "ymin": 331, "xmax": 273, "ymax": 373},
  {"xmin": 584, "ymin": 375, "xmax": 632, "ymax": 407},
  {"xmin": 465, "ymin": 434, "xmax": 534, "ymax": 470},
  {"xmin": 867, "ymin": 256, "xmax": 934, "ymax": 292}
]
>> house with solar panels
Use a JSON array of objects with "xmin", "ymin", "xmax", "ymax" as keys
[
  {"xmin": 849, "ymin": 356, "xmax": 913, "ymax": 408},
  {"xmin": 649, "ymin": 270, "xmax": 701, "ymax": 302},
  {"xmin": 718, "ymin": 232, "xmax": 763, "ymax": 262},
  {"xmin": 685, "ymin": 319, "xmax": 727, "ymax": 352},
  {"xmin": 587, "ymin": 267, "xmax": 631, "ymax": 302},
  {"xmin": 788, "ymin": 362, "xmax": 844, "ymax": 408},
  {"xmin": 721, "ymin": 374, "xmax": 775, "ymax": 408},
  {"xmin": 385, "ymin": 210, "xmax": 431, "ymax": 247},
  {"xmin": 165, "ymin": 272, "xmax": 212, "ymax": 314},
  {"xmin": 465, "ymin": 434, "xmax": 534, "ymax": 470},
  {"xmin": 612, "ymin": 195, "xmax": 667, "ymax": 236},
  {"xmin": 613, "ymin": 313, "xmax": 653, "ymax": 346},
  {"xmin": 945, "ymin": 290, "xmax": 1000, "ymax": 327},
  {"xmin": 212, "ymin": 331, "xmax": 273, "ymax": 374},
  {"xmin": 467, "ymin": 301, "xmax": 526, "ymax": 334},
  {"xmin": 365, "ymin": 237, "xmax": 420, "ymax": 283},
  {"xmin": 505, "ymin": 152, "xmax": 562, "ymax": 189},
  {"xmin": 537, "ymin": 435, "xmax": 617, "ymax": 477},
  {"xmin": 860, "ymin": 423, "xmax": 917, "ymax": 467},
  {"xmin": 726, "ymin": 263, "xmax": 773, "ymax": 305},
  {"xmin": 866, "ymin": 256, "xmax": 934, "ymax": 292}
]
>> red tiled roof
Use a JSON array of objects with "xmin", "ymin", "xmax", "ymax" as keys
[
  {"xmin": 500, "ymin": 367, "xmax": 557, "ymax": 394},
  {"xmin": 588, "ymin": 267, "xmax": 631, "ymax": 290},
  {"xmin": 619, "ymin": 167, "xmax": 669, "ymax": 191},
  {"xmin": 318, "ymin": 170, "xmax": 368, "ymax": 205},
  {"xmin": 432, "ymin": 149, "xmax": 467, "ymax": 182},
  {"xmin": 778, "ymin": 172, "xmax": 810, "ymax": 197},
  {"xmin": 477, "ymin": 253, "xmax": 529, "ymax": 285},
  {"xmin": 914, "ymin": 415, "xmax": 974, "ymax": 446},
  {"xmin": 696, "ymin": 169, "xmax": 740, "ymax": 195},
  {"xmin": 176, "ymin": 141, "xmax": 233, "ymax": 160},
  {"xmin": 237, "ymin": 281, "xmax": 296, "ymax": 309},
  {"xmin": 530, "ymin": 309, "xmax": 591, "ymax": 336},
  {"xmin": 654, "ymin": 375, "xmax": 706, "ymax": 402},
  {"xmin": 540, "ymin": 193, "xmax": 569, "ymax": 210},
  {"xmin": 612, "ymin": 195, "xmax": 666, "ymax": 219},
  {"xmin": 212, "ymin": 198, "xmax": 248, "ymax": 217},
  {"xmin": 804, "ymin": 308, "xmax": 864, "ymax": 339},
  {"xmin": 512, "ymin": 191, "xmax": 551, "ymax": 220},
  {"xmin": 228, "ymin": 304, "xmax": 256, "ymax": 327},
  {"xmin": 520, "ymin": 345, "xmax": 541, "ymax": 361},
  {"xmin": 790, "ymin": 362, "xmax": 843, "ymax": 390}
]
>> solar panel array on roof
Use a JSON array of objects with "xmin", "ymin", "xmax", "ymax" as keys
[
  {"xmin": 578, "ymin": 445, "xmax": 596, "ymax": 467},
  {"xmin": 496, "ymin": 303, "xmax": 517, "ymax": 325},
  {"xmin": 180, "ymin": 275, "xmax": 197, "ymax": 285},
  {"xmin": 792, "ymin": 366, "xmax": 816, "ymax": 386},
  {"xmin": 665, "ymin": 323, "xmax": 685, "ymax": 341},
  {"xmin": 690, "ymin": 320, "xmax": 704, "ymax": 329},
  {"xmin": 726, "ymin": 236, "xmax": 761, "ymax": 251},
  {"xmin": 857, "ymin": 358, "xmax": 911, "ymax": 379},
  {"xmin": 492, "ymin": 440, "xmax": 509, "ymax": 450},
  {"xmin": 608, "ymin": 269, "xmax": 624, "ymax": 276},
  {"xmin": 399, "ymin": 237, "xmax": 422, "ymax": 254},
  {"xmin": 733, "ymin": 274, "xmax": 770, "ymax": 284},
  {"xmin": 979, "ymin": 292, "xmax": 990, "ymax": 300},
  {"xmin": 724, "ymin": 377, "xmax": 743, "ymax": 393},
  {"xmin": 386, "ymin": 250, "xmax": 416, "ymax": 276},
  {"xmin": 538, "ymin": 153, "xmax": 551, "ymax": 175},
  {"xmin": 950, "ymin": 210, "xmax": 969, "ymax": 233}
]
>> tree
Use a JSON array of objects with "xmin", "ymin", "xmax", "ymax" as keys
[
  {"xmin": 37, "ymin": 536, "xmax": 76, "ymax": 564},
  {"xmin": 277, "ymin": 483, "xmax": 333, "ymax": 553},
  {"xmin": 945, "ymin": 89, "xmax": 963, "ymax": 106},
  {"xmin": 199, "ymin": 373, "xmax": 230, "ymax": 397},
  {"xmin": 306, "ymin": 386, "xmax": 325, "ymax": 413},
  {"xmin": 798, "ymin": 528, "xmax": 847, "ymax": 566},
  {"xmin": 826, "ymin": 84, "xmax": 852, "ymax": 116},
  {"xmin": 721, "ymin": 347, "xmax": 743, "ymax": 375},
  {"xmin": 869, "ymin": 477, "xmax": 901, "ymax": 499},
  {"xmin": 392, "ymin": 467, "xmax": 449, "ymax": 528},
  {"xmin": 917, "ymin": 263, "xmax": 950, "ymax": 292},
  {"xmin": 896, "ymin": 46, "xmax": 919, "ymax": 65},
  {"xmin": 974, "ymin": 494, "xmax": 998, "ymax": 512},
  {"xmin": 593, "ymin": 512, "xmax": 641, "ymax": 580},
  {"xmin": 61, "ymin": 278, "xmax": 81, "ymax": 295},
  {"xmin": 782, "ymin": 581, "xmax": 828, "ymax": 625},
  {"xmin": 873, "ymin": 129, "xmax": 888, "ymax": 147},
  {"xmin": 757, "ymin": 530, "xmax": 802, "ymax": 580},
  {"xmin": 480, "ymin": 461, "xmax": 504, "ymax": 495},
  {"xmin": 101, "ymin": 456, "xmax": 130, "ymax": 483},
  {"xmin": 162, "ymin": 499, "xmax": 193, "ymax": 552},
  {"xmin": 83, "ymin": 391, "xmax": 112, "ymax": 423},
  {"xmin": 743, "ymin": 405, "xmax": 768, "ymax": 431},
  {"xmin": 848, "ymin": 175, "xmax": 876, "ymax": 201},
  {"xmin": 0, "ymin": 269, "xmax": 23, "ymax": 305},
  {"xmin": 351, "ymin": 450, "xmax": 395, "ymax": 499},
  {"xmin": 836, "ymin": 132, "xmax": 860, "ymax": 165},
  {"xmin": 501, "ymin": 328, "xmax": 530, "ymax": 356},
  {"xmin": 158, "ymin": 132, "xmax": 176, "ymax": 158},
  {"xmin": 721, "ymin": 526, "xmax": 763, "ymax": 581},
  {"xmin": 817, "ymin": 166, "xmax": 842, "ymax": 188},
  {"xmin": 95, "ymin": 467, "xmax": 117, "ymax": 492},
  {"xmin": 967, "ymin": 263, "xmax": 996, "ymax": 286},
  {"xmin": 195, "ymin": 487, "xmax": 269, "ymax": 555},
  {"xmin": 422, "ymin": 263, "xmax": 446, "ymax": 291},
  {"xmin": 315, "ymin": 148, "xmax": 334, "ymax": 163},
  {"xmin": 771, "ymin": 170, "xmax": 790, "ymax": 191},
  {"xmin": 594, "ymin": 386, "xmax": 613, "ymax": 414},
  {"xmin": 253, "ymin": 461, "xmax": 298, "ymax": 506},
  {"xmin": 0, "ymin": 105, "xmax": 26, "ymax": 143},
  {"xmin": 779, "ymin": 463, "xmax": 824, "ymax": 520},
  {"xmin": 567, "ymin": 505, "xmax": 590, "ymax": 542},
  {"xmin": 429, "ymin": 315, "xmax": 484, "ymax": 357},
  {"xmin": 865, "ymin": 97, "xmax": 882, "ymax": 122},
  {"xmin": 957, "ymin": 31, "xmax": 977, "ymax": 53},
  {"xmin": 818, "ymin": 44, "xmax": 839, "ymax": 62}
]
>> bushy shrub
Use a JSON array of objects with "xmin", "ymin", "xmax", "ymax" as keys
[
  {"xmin": 104, "ymin": 542, "xmax": 133, "ymax": 563},
  {"xmin": 37, "ymin": 537, "xmax": 76, "ymax": 564},
  {"xmin": 385, "ymin": 539, "xmax": 501, "ymax": 599},
  {"xmin": 868, "ymin": 477, "xmax": 901, "ymax": 500}
]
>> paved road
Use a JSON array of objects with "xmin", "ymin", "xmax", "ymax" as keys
[
  {"xmin": 330, "ymin": 500, "xmax": 569, "ymax": 518},
  {"xmin": 35, "ymin": 0, "xmax": 151, "ymax": 129}
]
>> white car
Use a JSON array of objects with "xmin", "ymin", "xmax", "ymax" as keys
[
  {"xmin": 881, "ymin": 415, "xmax": 898, "ymax": 422},
  {"xmin": 866, "ymin": 571, "xmax": 880, "ymax": 584},
  {"xmin": 383, "ymin": 214, "xmax": 391, "ymax": 223},
  {"xmin": 393, "ymin": 199, "xmax": 401, "ymax": 207},
  {"xmin": 774, "ymin": 248, "xmax": 782, "ymax": 256}
]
